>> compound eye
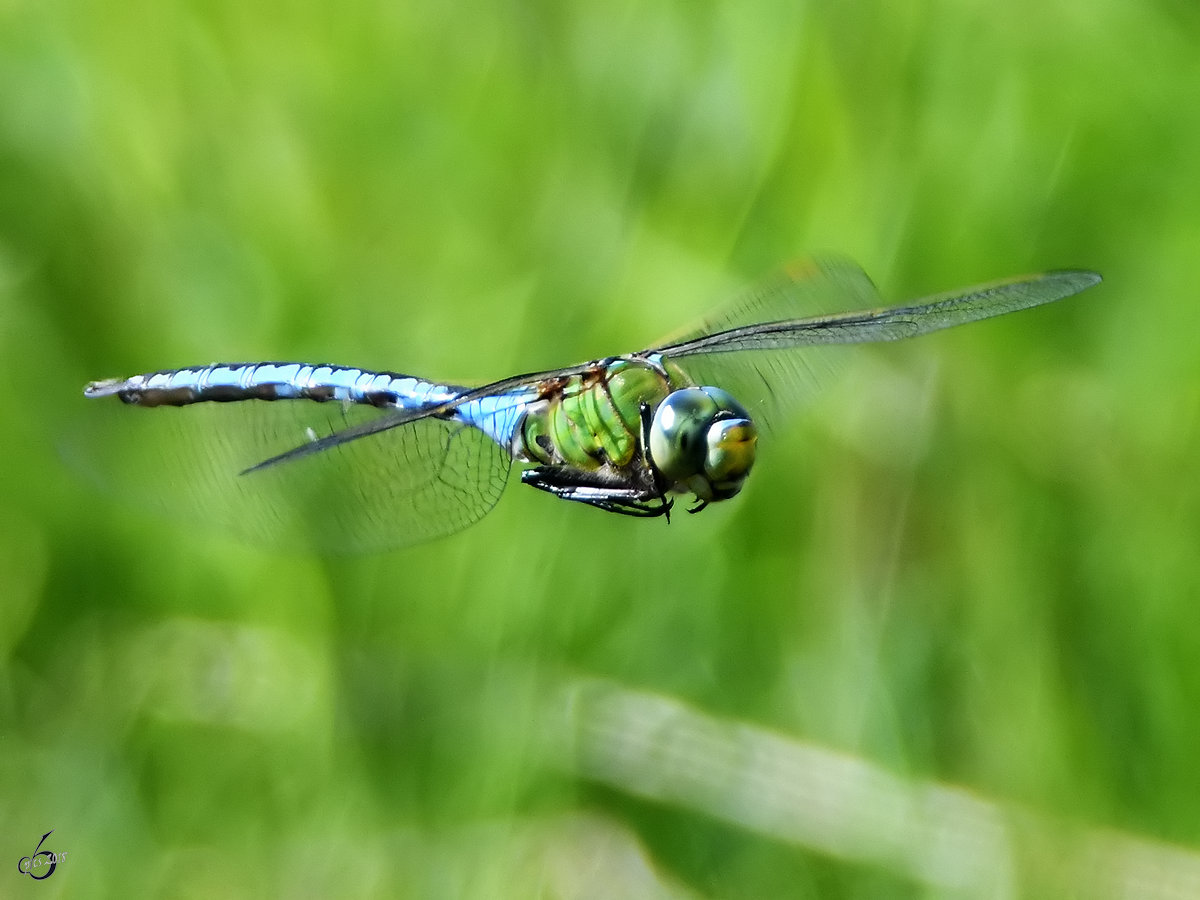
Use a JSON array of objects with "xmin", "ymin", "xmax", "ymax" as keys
[
  {"xmin": 704, "ymin": 418, "xmax": 757, "ymax": 499},
  {"xmin": 649, "ymin": 389, "xmax": 718, "ymax": 482}
]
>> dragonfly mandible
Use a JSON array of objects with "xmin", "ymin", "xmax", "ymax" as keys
[{"xmin": 82, "ymin": 258, "xmax": 1101, "ymax": 551}]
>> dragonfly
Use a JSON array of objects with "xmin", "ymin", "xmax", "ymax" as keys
[{"xmin": 82, "ymin": 258, "xmax": 1101, "ymax": 552}]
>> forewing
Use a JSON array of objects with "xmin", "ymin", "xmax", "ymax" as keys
[{"xmin": 653, "ymin": 263, "xmax": 1100, "ymax": 431}]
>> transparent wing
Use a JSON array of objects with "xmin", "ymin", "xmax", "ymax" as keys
[
  {"xmin": 652, "ymin": 261, "xmax": 1100, "ymax": 430},
  {"xmin": 67, "ymin": 396, "xmax": 514, "ymax": 553},
  {"xmin": 647, "ymin": 257, "xmax": 883, "ymax": 430},
  {"xmin": 658, "ymin": 268, "xmax": 1101, "ymax": 354},
  {"xmin": 657, "ymin": 257, "xmax": 882, "ymax": 342}
]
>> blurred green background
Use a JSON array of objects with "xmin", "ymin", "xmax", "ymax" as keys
[{"xmin": 3, "ymin": 0, "xmax": 1199, "ymax": 896}]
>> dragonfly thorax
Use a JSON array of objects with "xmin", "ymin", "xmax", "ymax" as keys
[{"xmin": 649, "ymin": 387, "xmax": 758, "ymax": 503}]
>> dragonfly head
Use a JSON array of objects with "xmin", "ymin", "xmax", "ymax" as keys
[{"xmin": 649, "ymin": 387, "xmax": 758, "ymax": 503}]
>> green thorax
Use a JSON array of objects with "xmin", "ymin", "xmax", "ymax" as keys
[{"xmin": 518, "ymin": 359, "xmax": 671, "ymax": 471}]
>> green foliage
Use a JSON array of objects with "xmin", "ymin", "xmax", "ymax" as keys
[{"xmin": 2, "ymin": 0, "xmax": 1198, "ymax": 895}]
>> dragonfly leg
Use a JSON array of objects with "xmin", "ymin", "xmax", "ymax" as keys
[{"xmin": 521, "ymin": 467, "xmax": 672, "ymax": 519}]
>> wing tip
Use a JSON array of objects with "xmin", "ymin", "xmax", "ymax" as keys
[{"xmin": 1047, "ymin": 269, "xmax": 1103, "ymax": 292}]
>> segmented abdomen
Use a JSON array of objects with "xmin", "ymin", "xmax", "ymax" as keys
[
  {"xmin": 84, "ymin": 362, "xmax": 461, "ymax": 410},
  {"xmin": 84, "ymin": 362, "xmax": 540, "ymax": 453}
]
